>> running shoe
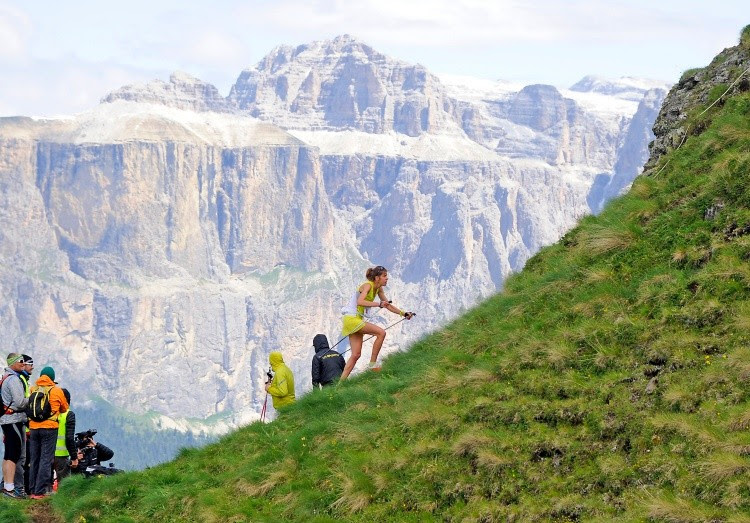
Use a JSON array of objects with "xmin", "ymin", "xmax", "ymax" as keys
[{"xmin": 2, "ymin": 488, "xmax": 23, "ymax": 499}]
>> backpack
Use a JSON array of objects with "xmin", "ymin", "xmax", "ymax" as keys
[
  {"xmin": 0, "ymin": 373, "xmax": 12, "ymax": 415},
  {"xmin": 26, "ymin": 385, "xmax": 54, "ymax": 422}
]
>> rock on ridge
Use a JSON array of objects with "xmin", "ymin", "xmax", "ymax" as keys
[
  {"xmin": 645, "ymin": 42, "xmax": 750, "ymax": 171},
  {"xmin": 102, "ymin": 72, "xmax": 233, "ymax": 113}
]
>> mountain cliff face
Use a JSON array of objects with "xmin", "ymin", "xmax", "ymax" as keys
[
  {"xmin": 0, "ymin": 104, "xmax": 345, "ymax": 424},
  {"xmin": 0, "ymin": 36, "xmax": 667, "ymax": 434},
  {"xmin": 587, "ymin": 88, "xmax": 664, "ymax": 213}
]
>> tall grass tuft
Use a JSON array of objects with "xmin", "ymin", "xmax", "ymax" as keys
[
  {"xmin": 244, "ymin": 458, "xmax": 297, "ymax": 496},
  {"xmin": 647, "ymin": 495, "xmax": 722, "ymax": 523},
  {"xmin": 728, "ymin": 409, "xmax": 750, "ymax": 431},
  {"xmin": 451, "ymin": 430, "xmax": 495, "ymax": 458},
  {"xmin": 578, "ymin": 225, "xmax": 637, "ymax": 256},
  {"xmin": 699, "ymin": 452, "xmax": 750, "ymax": 483},
  {"xmin": 330, "ymin": 471, "xmax": 375, "ymax": 515}
]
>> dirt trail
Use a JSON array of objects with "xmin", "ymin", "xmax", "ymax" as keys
[{"xmin": 26, "ymin": 499, "xmax": 64, "ymax": 523}]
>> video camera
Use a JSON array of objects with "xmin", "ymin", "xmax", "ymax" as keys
[
  {"xmin": 265, "ymin": 367, "xmax": 273, "ymax": 384},
  {"xmin": 75, "ymin": 429, "xmax": 97, "ymax": 449}
]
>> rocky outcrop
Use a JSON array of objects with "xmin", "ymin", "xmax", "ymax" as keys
[{"xmin": 645, "ymin": 42, "xmax": 750, "ymax": 171}]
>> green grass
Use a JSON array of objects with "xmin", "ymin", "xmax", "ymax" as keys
[{"xmin": 4, "ymin": 57, "xmax": 750, "ymax": 523}]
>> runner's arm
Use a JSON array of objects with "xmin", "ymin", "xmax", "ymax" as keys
[{"xmin": 378, "ymin": 289, "xmax": 408, "ymax": 316}]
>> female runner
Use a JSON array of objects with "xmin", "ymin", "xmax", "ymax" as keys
[{"xmin": 340, "ymin": 266, "xmax": 413, "ymax": 380}]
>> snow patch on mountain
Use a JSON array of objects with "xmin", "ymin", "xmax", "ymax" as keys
[
  {"xmin": 289, "ymin": 128, "xmax": 499, "ymax": 160},
  {"xmin": 560, "ymin": 89, "xmax": 640, "ymax": 118},
  {"xmin": 24, "ymin": 100, "xmax": 302, "ymax": 147},
  {"xmin": 569, "ymin": 75, "xmax": 671, "ymax": 101},
  {"xmin": 438, "ymin": 74, "xmax": 523, "ymax": 102}
]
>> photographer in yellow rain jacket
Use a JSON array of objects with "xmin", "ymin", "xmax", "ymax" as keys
[{"xmin": 265, "ymin": 352, "xmax": 295, "ymax": 409}]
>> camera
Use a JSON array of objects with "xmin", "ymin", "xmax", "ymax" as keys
[
  {"xmin": 75, "ymin": 429, "xmax": 97, "ymax": 449},
  {"xmin": 265, "ymin": 367, "xmax": 273, "ymax": 383}
]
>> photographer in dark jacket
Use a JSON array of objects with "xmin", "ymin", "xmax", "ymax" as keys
[
  {"xmin": 311, "ymin": 334, "xmax": 345, "ymax": 388},
  {"xmin": 71, "ymin": 431, "xmax": 114, "ymax": 475}
]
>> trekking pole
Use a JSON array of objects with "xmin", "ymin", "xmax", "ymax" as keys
[
  {"xmin": 260, "ymin": 366, "xmax": 272, "ymax": 422},
  {"xmin": 260, "ymin": 393, "xmax": 268, "ymax": 422},
  {"xmin": 340, "ymin": 313, "xmax": 416, "ymax": 356}
]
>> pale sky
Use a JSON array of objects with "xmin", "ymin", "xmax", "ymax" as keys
[{"xmin": 0, "ymin": 0, "xmax": 748, "ymax": 117}]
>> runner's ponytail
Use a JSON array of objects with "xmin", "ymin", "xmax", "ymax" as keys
[{"xmin": 366, "ymin": 265, "xmax": 387, "ymax": 281}]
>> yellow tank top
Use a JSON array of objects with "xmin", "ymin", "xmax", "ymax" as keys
[{"xmin": 356, "ymin": 281, "xmax": 378, "ymax": 317}]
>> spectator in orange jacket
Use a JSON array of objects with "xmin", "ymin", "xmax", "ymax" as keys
[{"xmin": 27, "ymin": 366, "xmax": 68, "ymax": 499}]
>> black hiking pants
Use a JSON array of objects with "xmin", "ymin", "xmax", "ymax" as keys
[{"xmin": 29, "ymin": 428, "xmax": 57, "ymax": 495}]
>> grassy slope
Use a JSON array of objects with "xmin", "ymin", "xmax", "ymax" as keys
[{"xmin": 3, "ymin": 58, "xmax": 750, "ymax": 523}]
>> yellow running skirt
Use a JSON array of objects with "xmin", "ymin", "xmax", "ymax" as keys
[{"xmin": 341, "ymin": 314, "xmax": 365, "ymax": 337}]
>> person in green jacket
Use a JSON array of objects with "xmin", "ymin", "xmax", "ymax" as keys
[{"xmin": 265, "ymin": 352, "xmax": 295, "ymax": 409}]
